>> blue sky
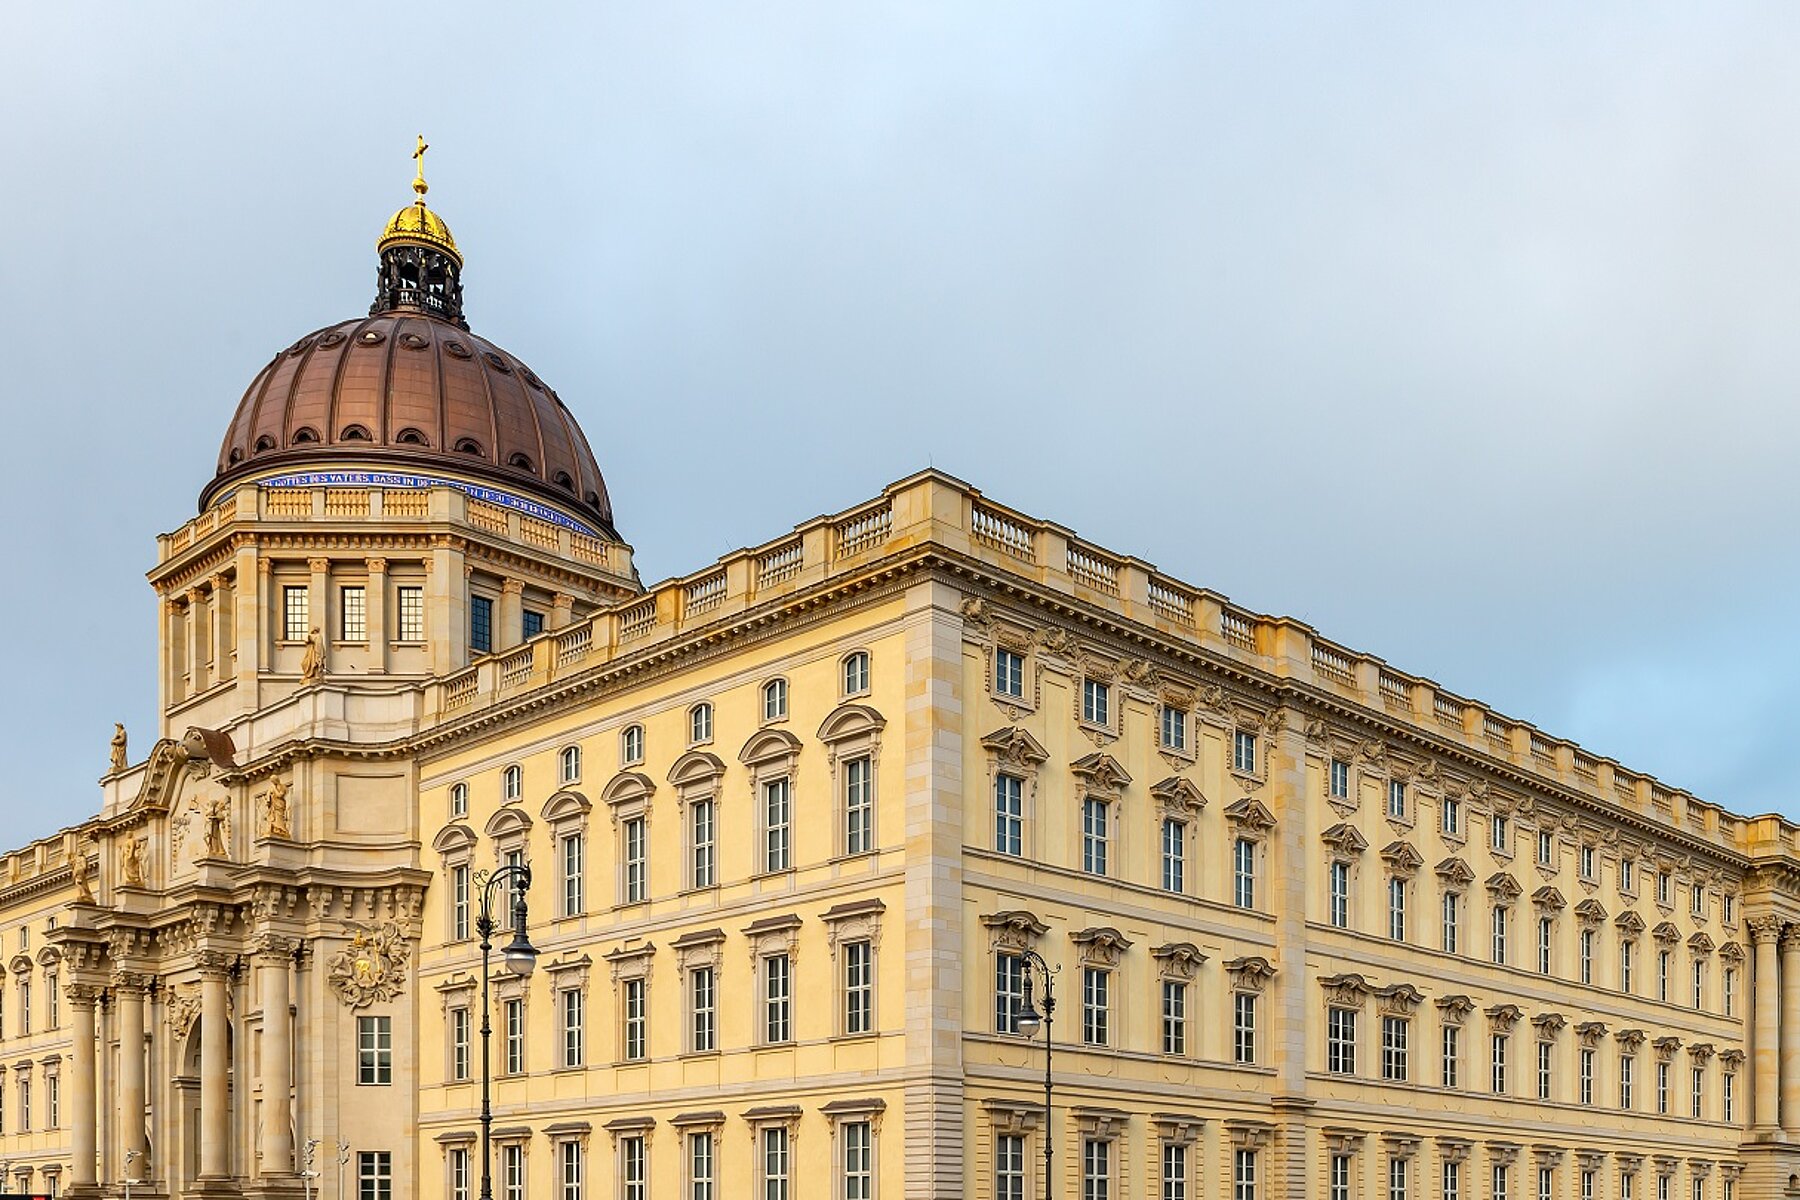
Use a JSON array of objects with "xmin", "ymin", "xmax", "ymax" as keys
[{"xmin": 3, "ymin": 4, "xmax": 1798, "ymax": 842}]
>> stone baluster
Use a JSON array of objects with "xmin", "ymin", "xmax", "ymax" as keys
[
  {"xmin": 256, "ymin": 938, "xmax": 296, "ymax": 1177},
  {"xmin": 113, "ymin": 973, "xmax": 150, "ymax": 1173},
  {"xmin": 197, "ymin": 953, "xmax": 232, "ymax": 1179},
  {"xmin": 68, "ymin": 984, "xmax": 100, "ymax": 1189},
  {"xmin": 1751, "ymin": 916, "xmax": 1783, "ymax": 1133}
]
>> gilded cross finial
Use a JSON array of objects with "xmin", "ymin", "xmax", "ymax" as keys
[{"xmin": 412, "ymin": 134, "xmax": 430, "ymax": 201}]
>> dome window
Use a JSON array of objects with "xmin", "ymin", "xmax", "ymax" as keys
[
  {"xmin": 340, "ymin": 424, "xmax": 372, "ymax": 441},
  {"xmin": 228, "ymin": 448, "xmax": 244, "ymax": 465},
  {"xmin": 292, "ymin": 427, "xmax": 320, "ymax": 445},
  {"xmin": 454, "ymin": 438, "xmax": 483, "ymax": 456},
  {"xmin": 508, "ymin": 453, "xmax": 534, "ymax": 471},
  {"xmin": 396, "ymin": 428, "xmax": 429, "ymax": 447},
  {"xmin": 553, "ymin": 471, "xmax": 574, "ymax": 491},
  {"xmin": 585, "ymin": 491, "xmax": 601, "ymax": 507},
  {"xmin": 254, "ymin": 436, "xmax": 277, "ymax": 454}
]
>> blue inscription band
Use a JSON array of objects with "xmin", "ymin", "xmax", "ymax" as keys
[{"xmin": 258, "ymin": 470, "xmax": 599, "ymax": 538}]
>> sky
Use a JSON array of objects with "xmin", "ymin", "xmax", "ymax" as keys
[{"xmin": 3, "ymin": 4, "xmax": 1799, "ymax": 842}]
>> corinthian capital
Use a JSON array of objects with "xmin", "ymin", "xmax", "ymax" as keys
[{"xmin": 1747, "ymin": 915, "xmax": 1784, "ymax": 945}]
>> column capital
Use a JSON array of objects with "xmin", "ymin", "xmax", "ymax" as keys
[
  {"xmin": 308, "ymin": 557, "xmax": 331, "ymax": 573},
  {"xmin": 552, "ymin": 592, "xmax": 574, "ymax": 609},
  {"xmin": 1749, "ymin": 915, "xmax": 1785, "ymax": 945},
  {"xmin": 109, "ymin": 970, "xmax": 155, "ymax": 995},
  {"xmin": 501, "ymin": 578, "xmax": 526, "ymax": 596},
  {"xmin": 63, "ymin": 982, "xmax": 104, "ymax": 1006},
  {"xmin": 1782, "ymin": 924, "xmax": 1800, "ymax": 952},
  {"xmin": 193, "ymin": 950, "xmax": 235, "ymax": 980},
  {"xmin": 252, "ymin": 934, "xmax": 297, "ymax": 964},
  {"xmin": 258, "ymin": 556, "xmax": 274, "ymax": 575},
  {"xmin": 209, "ymin": 573, "xmax": 230, "ymax": 591},
  {"xmin": 366, "ymin": 557, "xmax": 389, "ymax": 573},
  {"xmin": 184, "ymin": 586, "xmax": 204, "ymax": 604}
]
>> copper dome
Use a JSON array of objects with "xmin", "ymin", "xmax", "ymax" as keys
[{"xmin": 202, "ymin": 312, "xmax": 618, "ymax": 538}]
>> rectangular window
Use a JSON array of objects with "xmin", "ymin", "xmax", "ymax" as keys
[
  {"xmin": 620, "ymin": 978, "xmax": 645, "ymax": 1062},
  {"xmin": 761, "ymin": 1126, "xmax": 791, "ymax": 1200},
  {"xmin": 1658, "ymin": 950, "xmax": 1671, "ymax": 1001},
  {"xmin": 1537, "ymin": 1041, "xmax": 1553, "ymax": 1100},
  {"xmin": 1725, "ymin": 967, "xmax": 1738, "ymax": 1017},
  {"xmin": 1581, "ymin": 845, "xmax": 1596, "ymax": 879},
  {"xmin": 1621, "ymin": 939, "xmax": 1635, "ymax": 993},
  {"xmin": 1233, "ymin": 992, "xmax": 1257, "ymax": 1064},
  {"xmin": 994, "ymin": 773, "xmax": 1024, "ymax": 856},
  {"xmin": 560, "ymin": 987, "xmax": 584, "ymax": 1068},
  {"xmin": 1724, "ymin": 895, "xmax": 1736, "ymax": 924},
  {"xmin": 1494, "ymin": 1166, "xmax": 1508, "ymax": 1200},
  {"xmin": 1693, "ymin": 960, "xmax": 1706, "ymax": 1009},
  {"xmin": 282, "ymin": 585, "xmax": 309, "ymax": 642},
  {"xmin": 523, "ymin": 609, "xmax": 544, "ymax": 640},
  {"xmin": 689, "ymin": 1131, "xmax": 716, "ymax": 1200},
  {"xmin": 1539, "ymin": 1167, "xmax": 1553, "ymax": 1200},
  {"xmin": 1329, "ymin": 757, "xmax": 1350, "ymax": 800},
  {"xmin": 1658, "ymin": 871, "xmax": 1671, "ymax": 905},
  {"xmin": 1388, "ymin": 779, "xmax": 1406, "ymax": 819},
  {"xmin": 1082, "ymin": 1138, "xmax": 1111, "ymax": 1200},
  {"xmin": 764, "ymin": 954, "xmax": 792, "ymax": 1043},
  {"xmin": 1161, "ymin": 818, "xmax": 1186, "ymax": 893},
  {"xmin": 1657, "ymin": 1060, "xmax": 1669, "ymax": 1114},
  {"xmin": 397, "ymin": 585, "xmax": 424, "ymax": 642},
  {"xmin": 1162, "ymin": 980, "xmax": 1187, "ymax": 1055},
  {"xmin": 843, "ymin": 1120, "xmax": 873, "ymax": 1200},
  {"xmin": 1620, "ymin": 1055, "xmax": 1635, "ymax": 1108},
  {"xmin": 559, "ymin": 1139, "xmax": 583, "ymax": 1200},
  {"xmin": 560, "ymin": 832, "xmax": 584, "ymax": 917},
  {"xmin": 1443, "ymin": 892, "xmax": 1460, "ymax": 954},
  {"xmin": 1331, "ymin": 1154, "xmax": 1352, "ymax": 1200},
  {"xmin": 503, "ymin": 997, "xmax": 526, "ymax": 1074},
  {"xmin": 844, "ymin": 940, "xmax": 874, "ymax": 1036},
  {"xmin": 1491, "ymin": 813, "xmax": 1507, "ymax": 851},
  {"xmin": 691, "ymin": 798, "xmax": 716, "ymax": 889},
  {"xmin": 452, "ymin": 864, "xmax": 470, "ymax": 940},
  {"xmin": 844, "ymin": 755, "xmax": 874, "ymax": 855},
  {"xmin": 1582, "ymin": 930, "xmax": 1595, "ymax": 985},
  {"xmin": 621, "ymin": 816, "xmax": 646, "ymax": 904},
  {"xmin": 1582, "ymin": 1171, "xmax": 1595, "ymax": 1200},
  {"xmin": 357, "ymin": 1151, "xmax": 393, "ymax": 1200},
  {"xmin": 1620, "ymin": 857, "xmax": 1635, "ymax": 891},
  {"xmin": 996, "ymin": 952, "xmax": 1025, "ymax": 1034},
  {"xmin": 1579, "ymin": 1048, "xmax": 1594, "ymax": 1105},
  {"xmin": 356, "ymin": 1015, "xmax": 392, "ymax": 1085},
  {"xmin": 1329, "ymin": 861, "xmax": 1350, "ymax": 929},
  {"xmin": 1160, "ymin": 705, "xmax": 1187, "ymax": 751},
  {"xmin": 503, "ymin": 1144, "xmax": 524, "ymax": 1200},
  {"xmin": 1442, "ymin": 1025, "xmax": 1460, "ymax": 1088},
  {"xmin": 1538, "ymin": 916, "xmax": 1553, "ymax": 974},
  {"xmin": 1692, "ymin": 884, "xmax": 1705, "ymax": 916},
  {"xmin": 450, "ymin": 1006, "xmax": 470, "ymax": 1081},
  {"xmin": 620, "ymin": 1135, "xmax": 645, "ymax": 1200},
  {"xmin": 1491, "ymin": 1033, "xmax": 1508, "ymax": 1094},
  {"xmin": 1442, "ymin": 796, "xmax": 1460, "ymax": 836},
  {"xmin": 1234, "ymin": 1149, "xmax": 1257, "ymax": 1200},
  {"xmin": 1388, "ymin": 877, "xmax": 1407, "ymax": 942},
  {"xmin": 1389, "ymin": 1157, "xmax": 1408, "ymax": 1200},
  {"xmin": 1081, "ymin": 798, "xmax": 1109, "ymax": 876},
  {"xmin": 1082, "ymin": 678, "xmax": 1110, "ymax": 726},
  {"xmin": 470, "ymin": 594, "xmax": 493, "ymax": 654},
  {"xmin": 1692, "ymin": 1066, "xmax": 1704, "ymax": 1118},
  {"xmin": 46, "ymin": 1072, "xmax": 57, "ymax": 1128},
  {"xmin": 1234, "ymin": 838, "xmax": 1256, "ymax": 908},
  {"xmin": 340, "ymin": 585, "xmax": 366, "ymax": 641},
  {"xmin": 996, "ymin": 1134, "xmax": 1026, "ymax": 1200},
  {"xmin": 690, "ymin": 965, "xmax": 716, "ymax": 1053},
  {"xmin": 1082, "ymin": 967, "xmax": 1110, "ymax": 1046},
  {"xmin": 995, "ymin": 648, "xmax": 1025, "ymax": 698},
  {"xmin": 1164, "ymin": 1142, "xmax": 1188, "ymax": 1200},
  {"xmin": 1443, "ymin": 1162, "xmax": 1460, "ymax": 1200},
  {"xmin": 763, "ymin": 778, "xmax": 792, "ymax": 872},
  {"xmin": 1538, "ymin": 830, "xmax": 1553, "ymax": 865},
  {"xmin": 1725, "ymin": 1071, "xmax": 1736, "ymax": 1122},
  {"xmin": 1381, "ymin": 1015, "xmax": 1408, "ymax": 1081},
  {"xmin": 1491, "ymin": 905, "xmax": 1508, "ymax": 965},
  {"xmin": 1233, "ymin": 729, "xmax": 1258, "ymax": 774},
  {"xmin": 1327, "ymin": 1007, "xmax": 1356, "ymax": 1074},
  {"xmin": 450, "ymin": 1148, "xmax": 470, "ymax": 1200}
]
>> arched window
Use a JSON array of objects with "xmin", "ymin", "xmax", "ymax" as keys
[
  {"xmin": 842, "ymin": 650, "xmax": 871, "ymax": 697},
  {"xmin": 450, "ymin": 782, "xmax": 469, "ymax": 819},
  {"xmin": 291, "ymin": 426, "xmax": 320, "ymax": 445},
  {"xmin": 620, "ymin": 724, "xmax": 644, "ymax": 766},
  {"xmin": 454, "ymin": 438, "xmax": 483, "ymax": 456},
  {"xmin": 559, "ymin": 745, "xmax": 581, "ymax": 785},
  {"xmin": 254, "ymin": 435, "xmax": 277, "ymax": 453},
  {"xmin": 689, "ymin": 703, "xmax": 714, "ymax": 745},
  {"xmin": 552, "ymin": 471, "xmax": 575, "ymax": 491},
  {"xmin": 762, "ymin": 678, "xmax": 788, "ymax": 722},
  {"xmin": 501, "ymin": 765, "xmax": 523, "ymax": 802},
  {"xmin": 507, "ymin": 453, "xmax": 534, "ymax": 471},
  {"xmin": 228, "ymin": 448, "xmax": 244, "ymax": 464},
  {"xmin": 396, "ymin": 427, "xmax": 429, "ymax": 447},
  {"xmin": 339, "ymin": 424, "xmax": 372, "ymax": 441}
]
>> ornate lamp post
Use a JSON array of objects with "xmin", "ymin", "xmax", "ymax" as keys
[
  {"xmin": 1013, "ymin": 951, "xmax": 1059, "ymax": 1200},
  {"xmin": 475, "ymin": 863, "xmax": 538, "ymax": 1200},
  {"xmin": 299, "ymin": 1138, "xmax": 321, "ymax": 1200}
]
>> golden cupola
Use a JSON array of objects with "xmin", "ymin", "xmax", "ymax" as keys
[{"xmin": 370, "ymin": 136, "xmax": 466, "ymax": 326}]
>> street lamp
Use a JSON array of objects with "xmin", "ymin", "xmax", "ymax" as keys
[
  {"xmin": 121, "ymin": 1148, "xmax": 142, "ymax": 1200},
  {"xmin": 1013, "ymin": 950, "xmax": 1059, "ymax": 1200},
  {"xmin": 300, "ymin": 1138, "xmax": 321, "ymax": 1200},
  {"xmin": 475, "ymin": 862, "xmax": 538, "ymax": 1200},
  {"xmin": 335, "ymin": 1140, "xmax": 350, "ymax": 1200}
]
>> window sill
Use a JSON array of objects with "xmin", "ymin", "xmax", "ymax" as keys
[{"xmin": 830, "ymin": 1031, "xmax": 879, "ymax": 1044}]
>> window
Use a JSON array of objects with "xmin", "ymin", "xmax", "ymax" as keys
[
  {"xmin": 690, "ymin": 965, "xmax": 716, "ymax": 1053},
  {"xmin": 620, "ymin": 1135, "xmax": 645, "ymax": 1200},
  {"xmin": 1081, "ymin": 797, "xmax": 1109, "ymax": 876},
  {"xmin": 1388, "ymin": 877, "xmax": 1407, "ymax": 941},
  {"xmin": 1657, "ymin": 871, "xmax": 1671, "ymax": 906},
  {"xmin": 1140, "ymin": 816, "xmax": 1179, "ymax": 895},
  {"xmin": 844, "ymin": 755, "xmax": 874, "ymax": 855},
  {"xmin": 761, "ymin": 1126, "xmax": 791, "ymax": 1200},
  {"xmin": 1160, "ymin": 705, "xmax": 1186, "ymax": 751},
  {"xmin": 844, "ymin": 940, "xmax": 874, "ymax": 1036},
  {"xmin": 1579, "ymin": 1048, "xmax": 1594, "ymax": 1105},
  {"xmin": 689, "ymin": 702, "xmax": 713, "ymax": 744},
  {"xmin": 1724, "ymin": 894, "xmax": 1736, "ymax": 924},
  {"xmin": 761, "ymin": 677, "xmax": 788, "ymax": 721},
  {"xmin": 1442, "ymin": 796, "xmax": 1460, "ymax": 836},
  {"xmin": 1621, "ymin": 939, "xmax": 1635, "ymax": 993},
  {"xmin": 558, "ymin": 1139, "xmax": 583, "ymax": 1200},
  {"xmin": 763, "ymin": 953, "xmax": 792, "ymax": 1043},
  {"xmin": 1657, "ymin": 1060, "xmax": 1669, "ymax": 1114},
  {"xmin": 559, "ymin": 745, "xmax": 581, "ymax": 784},
  {"xmin": 1725, "ymin": 966, "xmax": 1738, "ymax": 1017},
  {"xmin": 621, "ymin": 816, "xmax": 646, "ymax": 904},
  {"xmin": 1620, "ymin": 857, "xmax": 1635, "ymax": 891},
  {"xmin": 1442, "ymin": 892, "xmax": 1460, "ymax": 954},
  {"xmin": 1538, "ymin": 830, "xmax": 1553, "ymax": 865},
  {"xmin": 470, "ymin": 594, "xmax": 493, "ymax": 654},
  {"xmin": 1234, "ymin": 838, "xmax": 1257, "ymax": 909},
  {"xmin": 843, "ymin": 1120, "xmax": 873, "ymax": 1200},
  {"xmin": 501, "ymin": 764, "xmax": 522, "ymax": 802},
  {"xmin": 1692, "ymin": 884, "xmax": 1705, "ymax": 916},
  {"xmin": 1491, "ymin": 814, "xmax": 1507, "ymax": 852},
  {"xmin": 1493, "ymin": 1166, "xmax": 1509, "ymax": 1200},
  {"xmin": 504, "ymin": 997, "xmax": 525, "ymax": 1074},
  {"xmin": 1693, "ymin": 960, "xmax": 1706, "ymax": 1009},
  {"xmin": 45, "ymin": 1071, "xmax": 57, "ymax": 1128},
  {"xmin": 620, "ymin": 724, "xmax": 644, "ymax": 765},
  {"xmin": 560, "ymin": 833, "xmax": 584, "ymax": 917},
  {"xmin": 1658, "ymin": 949, "xmax": 1671, "ymax": 1001},
  {"xmin": 1233, "ymin": 729, "xmax": 1258, "ymax": 774},
  {"xmin": 522, "ymin": 610, "xmax": 544, "ymax": 640},
  {"xmin": 996, "ymin": 952, "xmax": 1025, "ymax": 1034},
  {"xmin": 1234, "ymin": 1149, "xmax": 1257, "ymax": 1200},
  {"xmin": 690, "ymin": 799, "xmax": 716, "ymax": 889},
  {"xmin": 1491, "ymin": 904, "xmax": 1508, "ymax": 965},
  {"xmin": 1329, "ymin": 758, "xmax": 1350, "ymax": 800},
  {"xmin": 450, "ymin": 782, "xmax": 469, "ymax": 819},
  {"xmin": 1082, "ymin": 1138, "xmax": 1111, "ymax": 1200},
  {"xmin": 842, "ymin": 651, "xmax": 871, "ymax": 696},
  {"xmin": 1580, "ymin": 845, "xmax": 1596, "ymax": 879},
  {"xmin": 1161, "ymin": 980, "xmax": 1187, "ymax": 1055},
  {"xmin": 340, "ymin": 585, "xmax": 367, "ymax": 641},
  {"xmin": 1387, "ymin": 779, "xmax": 1406, "ymax": 819},
  {"xmin": 450, "ymin": 1006, "xmax": 471, "ymax": 1081},
  {"xmin": 1381, "ymin": 1015, "xmax": 1409, "ymax": 1081},
  {"xmin": 397, "ymin": 585, "xmax": 424, "ymax": 641},
  {"xmin": 558, "ymin": 985, "xmax": 586, "ymax": 1072},
  {"xmin": 450, "ymin": 1149, "xmax": 470, "ymax": 1200},
  {"xmin": 1692, "ymin": 1066, "xmax": 1704, "ymax": 1118},
  {"xmin": 1082, "ymin": 678, "xmax": 1110, "ymax": 726},
  {"xmin": 1442, "ymin": 1025, "xmax": 1460, "ymax": 1088},
  {"xmin": 1581, "ymin": 930, "xmax": 1595, "ymax": 985},
  {"xmin": 1537, "ymin": 917, "xmax": 1552, "ymax": 974},
  {"xmin": 502, "ymin": 1145, "xmax": 525, "ymax": 1200},
  {"xmin": 1537, "ymin": 1040, "xmax": 1553, "ymax": 1100},
  {"xmin": 357, "ymin": 1151, "xmax": 392, "ymax": 1200},
  {"xmin": 1082, "ymin": 967, "xmax": 1110, "ymax": 1046},
  {"xmin": 995, "ymin": 648, "xmax": 1024, "ymax": 699},
  {"xmin": 16, "ymin": 1075, "xmax": 26, "ymax": 1132},
  {"xmin": 1443, "ymin": 1162, "xmax": 1460, "ymax": 1200},
  {"xmin": 1491, "ymin": 1033, "xmax": 1508, "ymax": 1094},
  {"xmin": 451, "ymin": 864, "xmax": 470, "ymax": 940},
  {"xmin": 1539, "ymin": 1168, "xmax": 1553, "ymax": 1200},
  {"xmin": 1326, "ymin": 1007, "xmax": 1356, "ymax": 1074},
  {"xmin": 1328, "ymin": 861, "xmax": 1350, "ymax": 929},
  {"xmin": 1164, "ymin": 1142, "xmax": 1189, "ymax": 1200},
  {"xmin": 1581, "ymin": 1171, "xmax": 1595, "ymax": 1200},
  {"xmin": 1331, "ymin": 1155, "xmax": 1352, "ymax": 1200},
  {"xmin": 283, "ymin": 586, "xmax": 309, "ymax": 641},
  {"xmin": 994, "ymin": 773, "xmax": 1024, "ymax": 856},
  {"xmin": 763, "ymin": 778, "xmax": 792, "ymax": 873},
  {"xmin": 1724, "ymin": 1070, "xmax": 1736, "ymax": 1121},
  {"xmin": 357, "ymin": 1016, "xmax": 392, "ymax": 1085},
  {"xmin": 689, "ymin": 1131, "xmax": 716, "ymax": 1200},
  {"xmin": 997, "ymin": 1134, "xmax": 1026, "ymax": 1200},
  {"xmin": 1390, "ymin": 1157, "xmax": 1408, "ymax": 1200},
  {"xmin": 1233, "ymin": 992, "xmax": 1257, "ymax": 1064},
  {"xmin": 621, "ymin": 977, "xmax": 645, "ymax": 1061}
]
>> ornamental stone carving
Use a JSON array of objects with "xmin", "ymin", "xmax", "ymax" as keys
[{"xmin": 326, "ymin": 922, "xmax": 412, "ymax": 1009}]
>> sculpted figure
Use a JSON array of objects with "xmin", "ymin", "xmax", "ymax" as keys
[
  {"xmin": 120, "ymin": 836, "xmax": 146, "ymax": 887},
  {"xmin": 109, "ymin": 723, "xmax": 128, "ymax": 772},
  {"xmin": 202, "ymin": 799, "xmax": 230, "ymax": 858},
  {"xmin": 69, "ymin": 836, "xmax": 94, "ymax": 903},
  {"xmin": 299, "ymin": 627, "xmax": 325, "ymax": 683},
  {"xmin": 265, "ymin": 776, "xmax": 291, "ymax": 839}
]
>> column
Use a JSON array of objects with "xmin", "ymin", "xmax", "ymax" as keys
[
  {"xmin": 209, "ymin": 574, "xmax": 230, "ymax": 682},
  {"xmin": 69, "ymin": 985, "xmax": 98, "ymax": 1189},
  {"xmin": 114, "ymin": 975, "xmax": 149, "ymax": 1173},
  {"xmin": 1784, "ymin": 926, "xmax": 1800, "ymax": 1136},
  {"xmin": 498, "ymin": 579, "xmax": 525, "ymax": 650},
  {"xmin": 256, "ymin": 939, "xmax": 296, "ymax": 1176},
  {"xmin": 198, "ymin": 956, "xmax": 231, "ymax": 1179},
  {"xmin": 550, "ymin": 592, "xmax": 574, "ymax": 630},
  {"xmin": 185, "ymin": 589, "xmax": 206, "ymax": 691},
  {"xmin": 365, "ymin": 559, "xmax": 388, "ymax": 675},
  {"xmin": 1753, "ymin": 917, "xmax": 1781, "ymax": 1133}
]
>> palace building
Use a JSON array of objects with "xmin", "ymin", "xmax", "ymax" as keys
[{"xmin": 5, "ymin": 159, "xmax": 1800, "ymax": 1200}]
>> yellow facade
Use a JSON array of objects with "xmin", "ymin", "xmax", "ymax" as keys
[{"xmin": 3, "ymin": 197, "xmax": 1799, "ymax": 1200}]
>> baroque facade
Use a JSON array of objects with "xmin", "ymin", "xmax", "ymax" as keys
[{"xmin": 5, "ymin": 170, "xmax": 1800, "ymax": 1200}]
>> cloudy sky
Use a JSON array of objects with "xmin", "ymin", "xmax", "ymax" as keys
[{"xmin": 3, "ymin": 5, "xmax": 1797, "ymax": 842}]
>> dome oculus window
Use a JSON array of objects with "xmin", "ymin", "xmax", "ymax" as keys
[
  {"xmin": 396, "ymin": 428, "xmax": 429, "ymax": 447},
  {"xmin": 842, "ymin": 651, "xmax": 871, "ymax": 698},
  {"xmin": 254, "ymin": 435, "xmax": 277, "ymax": 453},
  {"xmin": 292, "ymin": 427, "xmax": 320, "ymax": 445},
  {"xmin": 762, "ymin": 678, "xmax": 789, "ymax": 723},
  {"xmin": 620, "ymin": 724, "xmax": 645, "ymax": 766},
  {"xmin": 689, "ymin": 703, "xmax": 714, "ymax": 746},
  {"xmin": 454, "ymin": 438, "xmax": 483, "ymax": 456},
  {"xmin": 340, "ymin": 424, "xmax": 372, "ymax": 441},
  {"xmin": 228, "ymin": 448, "xmax": 244, "ymax": 464},
  {"xmin": 507, "ymin": 453, "xmax": 534, "ymax": 471},
  {"xmin": 552, "ymin": 471, "xmax": 574, "ymax": 491}
]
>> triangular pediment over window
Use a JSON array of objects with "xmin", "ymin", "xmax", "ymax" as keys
[{"xmin": 980, "ymin": 727, "xmax": 1049, "ymax": 768}]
